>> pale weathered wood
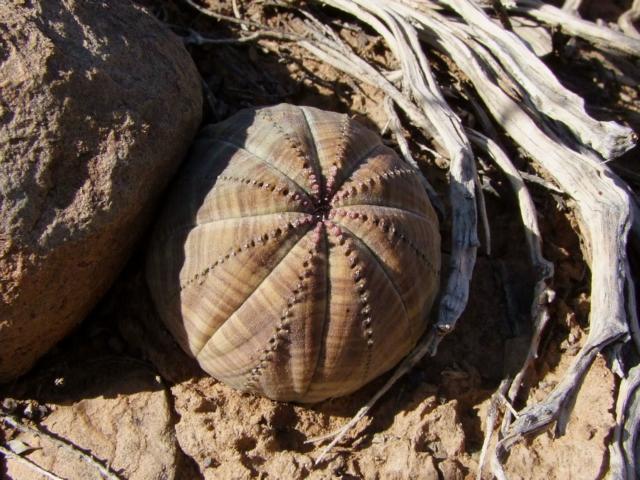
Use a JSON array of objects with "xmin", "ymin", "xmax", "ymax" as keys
[
  {"xmin": 619, "ymin": 0, "xmax": 640, "ymax": 39},
  {"xmin": 508, "ymin": 16, "xmax": 553, "ymax": 57},
  {"xmin": 610, "ymin": 364, "xmax": 640, "ymax": 479},
  {"xmin": 509, "ymin": 0, "xmax": 640, "ymax": 56},
  {"xmin": 431, "ymin": 0, "xmax": 637, "ymax": 159},
  {"xmin": 466, "ymin": 130, "xmax": 554, "ymax": 479},
  {"xmin": 561, "ymin": 0, "xmax": 582, "ymax": 16},
  {"xmin": 408, "ymin": 7, "xmax": 634, "ymax": 472}
]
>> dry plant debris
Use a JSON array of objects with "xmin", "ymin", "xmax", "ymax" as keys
[{"xmin": 173, "ymin": 0, "xmax": 640, "ymax": 477}]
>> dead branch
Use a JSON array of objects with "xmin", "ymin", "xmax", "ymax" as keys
[
  {"xmin": 610, "ymin": 364, "xmax": 640, "ymax": 479},
  {"xmin": 477, "ymin": 379, "xmax": 510, "ymax": 480},
  {"xmin": 437, "ymin": 0, "xmax": 637, "ymax": 160},
  {"xmin": 0, "ymin": 444, "xmax": 64, "ymax": 480},
  {"xmin": 466, "ymin": 130, "xmax": 555, "ymax": 479},
  {"xmin": 508, "ymin": 0, "xmax": 640, "ymax": 56},
  {"xmin": 176, "ymin": 27, "xmax": 299, "ymax": 45},
  {"xmin": 518, "ymin": 171, "xmax": 564, "ymax": 194},
  {"xmin": 411, "ymin": 5, "xmax": 634, "ymax": 471},
  {"xmin": 618, "ymin": 0, "xmax": 640, "ymax": 39},
  {"xmin": 561, "ymin": 0, "xmax": 582, "ymax": 17},
  {"xmin": 2, "ymin": 414, "xmax": 122, "ymax": 480}
]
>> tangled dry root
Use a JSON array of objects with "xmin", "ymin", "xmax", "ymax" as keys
[{"xmin": 180, "ymin": 0, "xmax": 640, "ymax": 477}]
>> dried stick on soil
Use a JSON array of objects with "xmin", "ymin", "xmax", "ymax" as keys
[
  {"xmin": 610, "ymin": 364, "xmax": 640, "ymax": 479},
  {"xmin": 466, "ymin": 130, "xmax": 554, "ymax": 479},
  {"xmin": 625, "ymin": 263, "xmax": 640, "ymax": 354},
  {"xmin": 182, "ymin": 0, "xmax": 301, "ymax": 41},
  {"xmin": 607, "ymin": 261, "xmax": 640, "ymax": 477},
  {"xmin": 406, "ymin": 3, "xmax": 636, "ymax": 468},
  {"xmin": 518, "ymin": 171, "xmax": 564, "ymax": 194},
  {"xmin": 476, "ymin": 379, "xmax": 510, "ymax": 480},
  {"xmin": 424, "ymin": 17, "xmax": 635, "ymax": 478},
  {"xmin": 177, "ymin": 27, "xmax": 299, "ymax": 45},
  {"xmin": 437, "ymin": 0, "xmax": 637, "ymax": 160},
  {"xmin": 231, "ymin": 0, "xmax": 248, "ymax": 31},
  {"xmin": 1, "ymin": 414, "xmax": 122, "ymax": 480},
  {"xmin": 307, "ymin": 330, "xmax": 444, "ymax": 462},
  {"xmin": 561, "ymin": 0, "xmax": 582, "ymax": 16},
  {"xmin": 507, "ymin": 0, "xmax": 640, "ymax": 56},
  {"xmin": 474, "ymin": 167, "xmax": 491, "ymax": 255},
  {"xmin": 183, "ymin": 0, "xmax": 260, "ymax": 28},
  {"xmin": 0, "ymin": 445, "xmax": 64, "ymax": 480},
  {"xmin": 467, "ymin": 129, "xmax": 554, "ymax": 474},
  {"xmin": 618, "ymin": 0, "xmax": 640, "ymax": 39}
]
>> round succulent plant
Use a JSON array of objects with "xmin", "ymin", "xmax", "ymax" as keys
[{"xmin": 147, "ymin": 104, "xmax": 440, "ymax": 403}]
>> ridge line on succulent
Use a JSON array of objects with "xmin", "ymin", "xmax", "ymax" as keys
[
  {"xmin": 194, "ymin": 226, "xmax": 315, "ymax": 357},
  {"xmin": 333, "ymin": 203, "xmax": 433, "ymax": 223},
  {"xmin": 342, "ymin": 233, "xmax": 375, "ymax": 383},
  {"xmin": 154, "ymin": 212, "xmax": 312, "ymax": 249},
  {"xmin": 258, "ymin": 108, "xmax": 322, "ymax": 198},
  {"xmin": 302, "ymin": 223, "xmax": 331, "ymax": 399},
  {"xmin": 328, "ymin": 221, "xmax": 412, "ymax": 338},
  {"xmin": 299, "ymin": 106, "xmax": 326, "ymax": 200},
  {"xmin": 217, "ymin": 175, "xmax": 308, "ymax": 207},
  {"xmin": 329, "ymin": 141, "xmax": 385, "ymax": 197},
  {"xmin": 332, "ymin": 213, "xmax": 438, "ymax": 273},
  {"xmin": 175, "ymin": 220, "xmax": 311, "ymax": 294},
  {"xmin": 212, "ymin": 138, "xmax": 315, "ymax": 200},
  {"xmin": 332, "ymin": 167, "xmax": 421, "ymax": 205},
  {"xmin": 324, "ymin": 114, "xmax": 351, "ymax": 198},
  {"xmin": 243, "ymin": 227, "xmax": 326, "ymax": 394}
]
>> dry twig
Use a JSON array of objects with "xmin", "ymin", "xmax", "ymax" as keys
[
  {"xmin": 2, "ymin": 414, "xmax": 122, "ymax": 480},
  {"xmin": 619, "ymin": 0, "xmax": 640, "ymax": 39},
  {"xmin": 561, "ymin": 0, "xmax": 582, "ymax": 17},
  {"xmin": 508, "ymin": 0, "xmax": 640, "ymax": 56},
  {"xmin": 0, "ymin": 445, "xmax": 64, "ymax": 480}
]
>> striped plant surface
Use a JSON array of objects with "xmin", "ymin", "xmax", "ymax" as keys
[{"xmin": 146, "ymin": 104, "xmax": 441, "ymax": 403}]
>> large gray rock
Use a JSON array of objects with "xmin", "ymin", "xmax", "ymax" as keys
[{"xmin": 0, "ymin": 0, "xmax": 202, "ymax": 380}]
